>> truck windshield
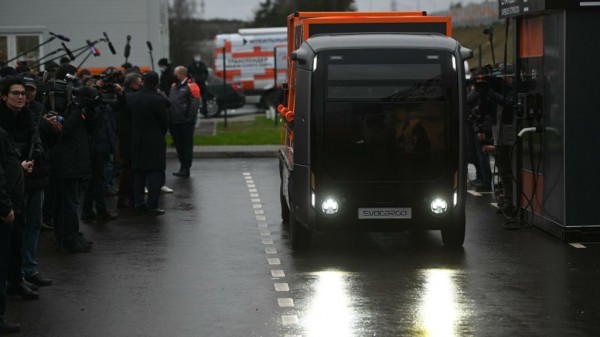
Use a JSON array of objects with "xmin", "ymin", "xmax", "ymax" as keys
[{"xmin": 321, "ymin": 49, "xmax": 455, "ymax": 181}]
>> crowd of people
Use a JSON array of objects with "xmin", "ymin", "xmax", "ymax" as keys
[{"xmin": 0, "ymin": 54, "xmax": 209, "ymax": 333}]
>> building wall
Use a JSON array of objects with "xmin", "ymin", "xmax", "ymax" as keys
[{"xmin": 0, "ymin": 0, "xmax": 169, "ymax": 71}]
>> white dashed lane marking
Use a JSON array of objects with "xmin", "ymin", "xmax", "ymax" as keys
[
  {"xmin": 467, "ymin": 190, "xmax": 482, "ymax": 196},
  {"xmin": 267, "ymin": 258, "xmax": 281, "ymax": 265},
  {"xmin": 274, "ymin": 283, "xmax": 290, "ymax": 291},
  {"xmin": 278, "ymin": 298, "xmax": 295, "ymax": 307},
  {"xmin": 570, "ymin": 243, "xmax": 587, "ymax": 249},
  {"xmin": 243, "ymin": 170, "xmax": 299, "ymax": 330}
]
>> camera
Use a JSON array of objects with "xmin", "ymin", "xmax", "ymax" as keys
[{"xmin": 46, "ymin": 110, "xmax": 64, "ymax": 123}]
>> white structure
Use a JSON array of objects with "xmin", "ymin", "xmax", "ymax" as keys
[{"xmin": 0, "ymin": 0, "xmax": 169, "ymax": 72}]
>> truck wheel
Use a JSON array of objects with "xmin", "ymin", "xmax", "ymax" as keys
[
  {"xmin": 206, "ymin": 98, "xmax": 222, "ymax": 117},
  {"xmin": 289, "ymin": 206, "xmax": 311, "ymax": 250},
  {"xmin": 441, "ymin": 216, "xmax": 465, "ymax": 248}
]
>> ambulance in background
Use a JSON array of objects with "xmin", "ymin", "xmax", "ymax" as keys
[{"xmin": 213, "ymin": 27, "xmax": 287, "ymax": 109}]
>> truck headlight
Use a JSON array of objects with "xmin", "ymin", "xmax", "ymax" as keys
[
  {"xmin": 321, "ymin": 198, "xmax": 339, "ymax": 215},
  {"xmin": 430, "ymin": 198, "xmax": 448, "ymax": 215}
]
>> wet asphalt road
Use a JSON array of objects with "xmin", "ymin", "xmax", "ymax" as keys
[{"xmin": 6, "ymin": 158, "xmax": 600, "ymax": 337}]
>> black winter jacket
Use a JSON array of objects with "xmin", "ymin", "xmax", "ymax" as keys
[
  {"xmin": 0, "ymin": 126, "xmax": 24, "ymax": 215},
  {"xmin": 129, "ymin": 88, "xmax": 170, "ymax": 170},
  {"xmin": 0, "ymin": 102, "xmax": 36, "ymax": 214},
  {"xmin": 90, "ymin": 102, "xmax": 116, "ymax": 154},
  {"xmin": 159, "ymin": 66, "xmax": 176, "ymax": 96},
  {"xmin": 50, "ymin": 103, "xmax": 95, "ymax": 180}
]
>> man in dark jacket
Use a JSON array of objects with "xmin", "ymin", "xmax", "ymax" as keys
[
  {"xmin": 158, "ymin": 58, "xmax": 175, "ymax": 96},
  {"xmin": 51, "ymin": 86, "xmax": 99, "ymax": 253},
  {"xmin": 129, "ymin": 71, "xmax": 170, "ymax": 215},
  {"xmin": 115, "ymin": 72, "xmax": 142, "ymax": 209},
  {"xmin": 16, "ymin": 73, "xmax": 54, "ymax": 287},
  {"xmin": 169, "ymin": 66, "xmax": 196, "ymax": 177},
  {"xmin": 81, "ymin": 78, "xmax": 118, "ymax": 222},
  {"xmin": 188, "ymin": 55, "xmax": 209, "ymax": 117}
]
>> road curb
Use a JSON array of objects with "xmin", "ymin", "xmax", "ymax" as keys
[{"xmin": 166, "ymin": 146, "xmax": 279, "ymax": 159}]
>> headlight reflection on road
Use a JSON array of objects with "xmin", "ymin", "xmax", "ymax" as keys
[
  {"xmin": 416, "ymin": 269, "xmax": 461, "ymax": 337},
  {"xmin": 304, "ymin": 270, "xmax": 354, "ymax": 337}
]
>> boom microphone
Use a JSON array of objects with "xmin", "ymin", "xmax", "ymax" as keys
[
  {"xmin": 102, "ymin": 32, "xmax": 117, "ymax": 55},
  {"xmin": 61, "ymin": 42, "xmax": 75, "ymax": 60},
  {"xmin": 50, "ymin": 32, "xmax": 70, "ymax": 42},
  {"xmin": 124, "ymin": 35, "xmax": 131, "ymax": 59},
  {"xmin": 146, "ymin": 41, "xmax": 153, "ymax": 51}
]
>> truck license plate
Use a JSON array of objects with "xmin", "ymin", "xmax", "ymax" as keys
[{"xmin": 358, "ymin": 208, "xmax": 412, "ymax": 219}]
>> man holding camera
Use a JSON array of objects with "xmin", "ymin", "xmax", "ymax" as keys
[
  {"xmin": 80, "ymin": 77, "xmax": 119, "ymax": 222},
  {"xmin": 477, "ymin": 64, "xmax": 517, "ymax": 215},
  {"xmin": 51, "ymin": 86, "xmax": 100, "ymax": 253}
]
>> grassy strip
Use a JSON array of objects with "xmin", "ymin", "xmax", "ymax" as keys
[{"xmin": 167, "ymin": 115, "xmax": 283, "ymax": 145}]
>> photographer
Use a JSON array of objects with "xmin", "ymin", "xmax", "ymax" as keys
[
  {"xmin": 478, "ymin": 64, "xmax": 517, "ymax": 215},
  {"xmin": 467, "ymin": 69, "xmax": 493, "ymax": 192},
  {"xmin": 51, "ymin": 85, "xmax": 99, "ymax": 253},
  {"xmin": 80, "ymin": 77, "xmax": 119, "ymax": 222},
  {"xmin": 16, "ymin": 73, "xmax": 54, "ymax": 288},
  {"xmin": 115, "ymin": 72, "xmax": 142, "ymax": 209}
]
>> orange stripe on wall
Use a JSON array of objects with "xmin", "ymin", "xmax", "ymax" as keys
[{"xmin": 519, "ymin": 16, "xmax": 543, "ymax": 58}]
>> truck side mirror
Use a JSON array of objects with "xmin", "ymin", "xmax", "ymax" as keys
[
  {"xmin": 460, "ymin": 47, "xmax": 473, "ymax": 60},
  {"xmin": 291, "ymin": 52, "xmax": 306, "ymax": 65}
]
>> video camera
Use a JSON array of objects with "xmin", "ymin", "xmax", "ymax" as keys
[
  {"xmin": 473, "ymin": 64, "xmax": 513, "ymax": 93},
  {"xmin": 36, "ymin": 73, "xmax": 79, "ymax": 113},
  {"xmin": 97, "ymin": 67, "xmax": 123, "ymax": 95}
]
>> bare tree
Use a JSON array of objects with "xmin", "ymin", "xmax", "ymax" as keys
[{"xmin": 169, "ymin": 0, "xmax": 197, "ymax": 65}]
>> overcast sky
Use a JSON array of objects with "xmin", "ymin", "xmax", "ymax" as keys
[{"xmin": 202, "ymin": 0, "xmax": 489, "ymax": 21}]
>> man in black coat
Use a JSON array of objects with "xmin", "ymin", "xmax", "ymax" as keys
[
  {"xmin": 51, "ymin": 87, "xmax": 99, "ymax": 253},
  {"xmin": 115, "ymin": 73, "xmax": 142, "ymax": 209},
  {"xmin": 188, "ymin": 55, "xmax": 209, "ymax": 117},
  {"xmin": 16, "ymin": 73, "xmax": 54, "ymax": 287},
  {"xmin": 128, "ymin": 71, "xmax": 170, "ymax": 215},
  {"xmin": 158, "ymin": 58, "xmax": 175, "ymax": 96},
  {"xmin": 81, "ymin": 78, "xmax": 118, "ymax": 222}
]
